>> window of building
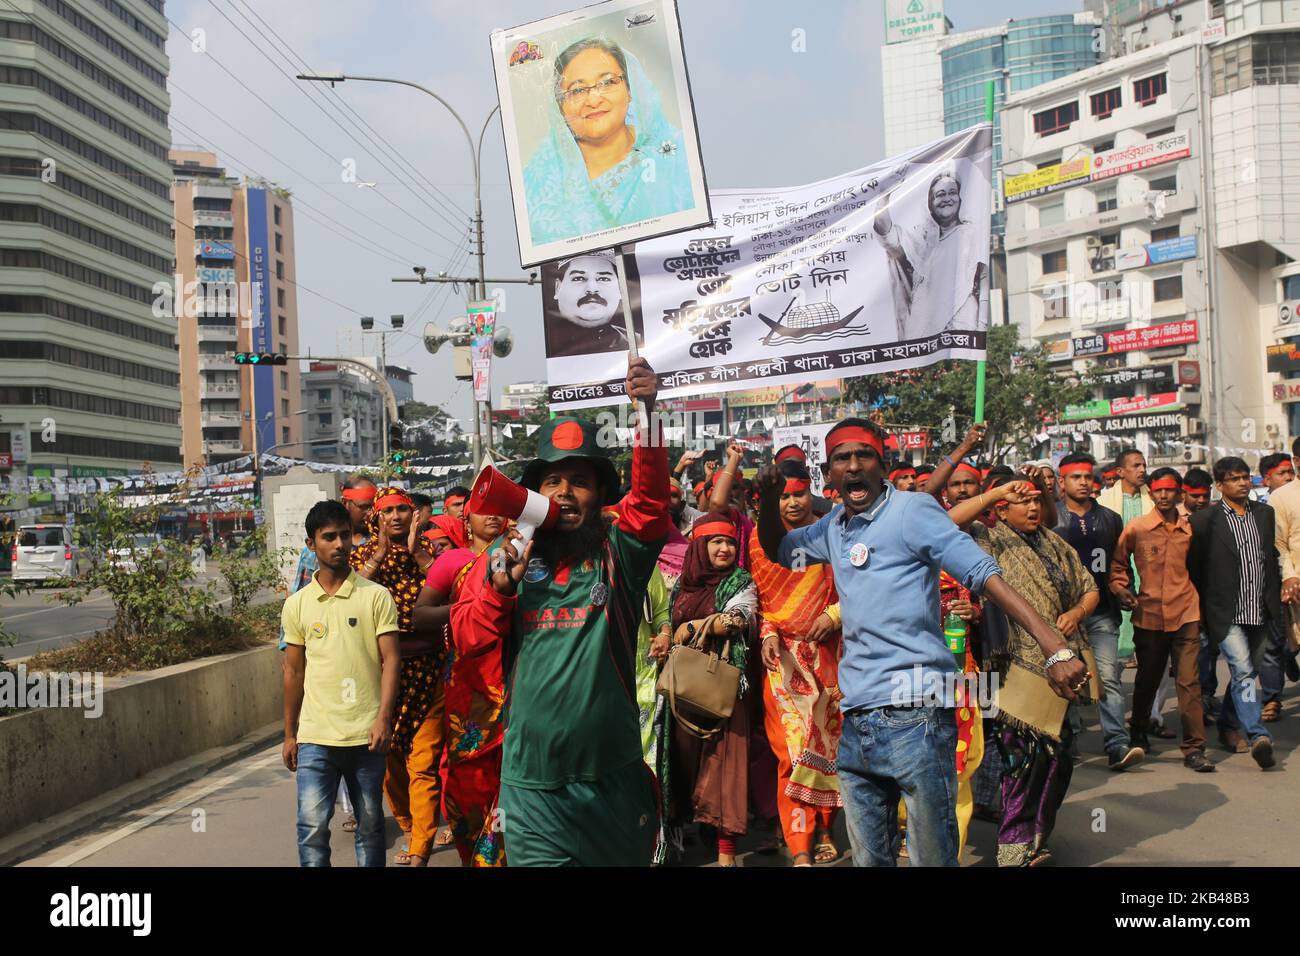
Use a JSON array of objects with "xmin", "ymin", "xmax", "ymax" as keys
[
  {"xmin": 1153, "ymin": 275, "xmax": 1183, "ymax": 302},
  {"xmin": 1038, "ymin": 200, "xmax": 1065, "ymax": 227},
  {"xmin": 1133, "ymin": 72, "xmax": 1167, "ymax": 105},
  {"xmin": 278, "ymin": 315, "xmax": 286, "ymax": 336},
  {"xmin": 1096, "ymin": 184, "xmax": 1118, "ymax": 213},
  {"xmin": 318, "ymin": 413, "xmax": 333, "ymax": 426},
  {"xmin": 1252, "ymin": 33, "xmax": 1300, "ymax": 86},
  {"xmin": 282, "ymin": 426, "xmax": 290, "ymax": 444},
  {"xmin": 1283, "ymin": 274, "xmax": 1300, "ymax": 300},
  {"xmin": 318, "ymin": 389, "xmax": 331, "ymax": 403},
  {"xmin": 1149, "ymin": 174, "xmax": 1177, "ymax": 193},
  {"xmin": 274, "ymin": 205, "xmax": 282, "ymax": 226},
  {"xmin": 1090, "ymin": 87, "xmax": 1121, "ymax": 118},
  {"xmin": 281, "ymin": 398, "xmax": 289, "ymax": 416},
  {"xmin": 280, "ymin": 370, "xmax": 288, "ymax": 389},
  {"xmin": 1146, "ymin": 126, "xmax": 1176, "ymax": 139},
  {"xmin": 1152, "ymin": 225, "xmax": 1180, "ymax": 243},
  {"xmin": 1041, "ymin": 249, "xmax": 1068, "ymax": 274},
  {"xmin": 276, "ymin": 288, "xmax": 285, "ymax": 308},
  {"xmin": 1033, "ymin": 100, "xmax": 1079, "ymax": 136},
  {"xmin": 1100, "ymin": 232, "xmax": 1120, "ymax": 247},
  {"xmin": 274, "ymin": 233, "xmax": 282, "ymax": 253},
  {"xmin": 275, "ymin": 260, "xmax": 284, "ymax": 280},
  {"xmin": 1094, "ymin": 139, "xmax": 1114, "ymax": 152}
]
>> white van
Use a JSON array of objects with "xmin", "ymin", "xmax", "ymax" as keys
[{"xmin": 12, "ymin": 524, "xmax": 80, "ymax": 584}]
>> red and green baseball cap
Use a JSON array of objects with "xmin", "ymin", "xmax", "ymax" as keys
[{"xmin": 520, "ymin": 417, "xmax": 621, "ymax": 505}]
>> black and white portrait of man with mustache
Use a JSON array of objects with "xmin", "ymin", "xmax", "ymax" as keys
[{"xmin": 544, "ymin": 253, "xmax": 643, "ymax": 357}]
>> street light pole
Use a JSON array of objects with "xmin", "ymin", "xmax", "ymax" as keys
[{"xmin": 297, "ymin": 72, "xmax": 502, "ymax": 467}]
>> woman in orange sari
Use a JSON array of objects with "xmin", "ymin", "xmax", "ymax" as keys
[
  {"xmin": 413, "ymin": 505, "xmax": 505, "ymax": 866},
  {"xmin": 750, "ymin": 460, "xmax": 844, "ymax": 866}
]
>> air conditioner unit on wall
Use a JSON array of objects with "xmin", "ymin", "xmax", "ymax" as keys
[
  {"xmin": 1182, "ymin": 446, "xmax": 1207, "ymax": 464},
  {"xmin": 1086, "ymin": 235, "xmax": 1102, "ymax": 249},
  {"xmin": 1186, "ymin": 418, "xmax": 1206, "ymax": 435}
]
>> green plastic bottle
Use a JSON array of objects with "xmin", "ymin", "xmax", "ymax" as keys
[{"xmin": 943, "ymin": 611, "xmax": 968, "ymax": 666}]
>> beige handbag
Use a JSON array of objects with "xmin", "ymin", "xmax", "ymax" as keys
[{"xmin": 656, "ymin": 614, "xmax": 742, "ymax": 739}]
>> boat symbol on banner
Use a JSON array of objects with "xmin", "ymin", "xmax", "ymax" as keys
[{"xmin": 758, "ymin": 294, "xmax": 865, "ymax": 346}]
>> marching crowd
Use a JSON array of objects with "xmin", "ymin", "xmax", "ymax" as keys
[{"xmin": 279, "ymin": 357, "xmax": 1296, "ymax": 868}]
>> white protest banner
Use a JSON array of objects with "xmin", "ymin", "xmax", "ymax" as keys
[
  {"xmin": 772, "ymin": 422, "xmax": 835, "ymax": 498},
  {"xmin": 543, "ymin": 125, "xmax": 992, "ymax": 409},
  {"xmin": 490, "ymin": 0, "xmax": 711, "ymax": 268}
]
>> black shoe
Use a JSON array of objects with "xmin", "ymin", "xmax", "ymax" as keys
[
  {"xmin": 1184, "ymin": 751, "xmax": 1216, "ymax": 772},
  {"xmin": 1130, "ymin": 731, "xmax": 1152, "ymax": 753},
  {"xmin": 1108, "ymin": 746, "xmax": 1144, "ymax": 771},
  {"xmin": 1286, "ymin": 654, "xmax": 1300, "ymax": 684},
  {"xmin": 1251, "ymin": 736, "xmax": 1276, "ymax": 770}
]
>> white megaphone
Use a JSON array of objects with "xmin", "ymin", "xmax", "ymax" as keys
[{"xmin": 469, "ymin": 465, "xmax": 561, "ymax": 550}]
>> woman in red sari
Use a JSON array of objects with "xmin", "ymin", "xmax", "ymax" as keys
[{"xmin": 413, "ymin": 505, "xmax": 505, "ymax": 866}]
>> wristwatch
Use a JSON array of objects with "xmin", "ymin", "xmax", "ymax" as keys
[{"xmin": 1043, "ymin": 648, "xmax": 1078, "ymax": 669}]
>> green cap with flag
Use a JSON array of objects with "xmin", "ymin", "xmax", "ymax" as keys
[{"xmin": 520, "ymin": 417, "xmax": 621, "ymax": 504}]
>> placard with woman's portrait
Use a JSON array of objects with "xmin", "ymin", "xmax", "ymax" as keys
[{"xmin": 490, "ymin": 0, "xmax": 711, "ymax": 267}]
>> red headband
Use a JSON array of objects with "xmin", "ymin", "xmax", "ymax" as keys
[
  {"xmin": 952, "ymin": 462, "xmax": 981, "ymax": 480},
  {"xmin": 374, "ymin": 492, "xmax": 413, "ymax": 511},
  {"xmin": 341, "ymin": 486, "xmax": 376, "ymax": 502},
  {"xmin": 422, "ymin": 526, "xmax": 449, "ymax": 541},
  {"xmin": 1266, "ymin": 459, "xmax": 1293, "ymax": 479},
  {"xmin": 889, "ymin": 467, "xmax": 916, "ymax": 481},
  {"xmin": 775, "ymin": 446, "xmax": 806, "ymax": 464},
  {"xmin": 1059, "ymin": 463, "xmax": 1094, "ymax": 477},
  {"xmin": 1148, "ymin": 477, "xmax": 1181, "ymax": 491},
  {"xmin": 1184, "ymin": 485, "xmax": 1208, "ymax": 495},
  {"xmin": 444, "ymin": 494, "xmax": 466, "ymax": 507},
  {"xmin": 825, "ymin": 426, "xmax": 883, "ymax": 459},
  {"xmin": 1102, "ymin": 468, "xmax": 1119, "ymax": 478},
  {"xmin": 693, "ymin": 520, "xmax": 736, "ymax": 540},
  {"xmin": 784, "ymin": 479, "xmax": 810, "ymax": 493}
]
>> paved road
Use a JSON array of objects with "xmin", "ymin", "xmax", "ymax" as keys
[
  {"xmin": 16, "ymin": 665, "xmax": 1298, "ymax": 868},
  {"xmin": 1, "ymin": 569, "xmax": 276, "ymax": 658}
]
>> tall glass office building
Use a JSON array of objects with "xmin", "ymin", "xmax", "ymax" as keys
[{"xmin": 942, "ymin": 15, "xmax": 1100, "ymax": 170}]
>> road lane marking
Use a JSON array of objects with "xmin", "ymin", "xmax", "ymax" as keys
[
  {"xmin": 46, "ymin": 747, "xmax": 284, "ymax": 868},
  {"xmin": 2, "ymin": 594, "xmax": 113, "ymax": 621}
]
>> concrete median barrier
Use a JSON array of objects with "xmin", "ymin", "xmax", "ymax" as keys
[{"xmin": 0, "ymin": 643, "xmax": 282, "ymax": 841}]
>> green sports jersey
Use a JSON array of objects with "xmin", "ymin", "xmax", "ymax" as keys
[{"xmin": 498, "ymin": 521, "xmax": 662, "ymax": 790}]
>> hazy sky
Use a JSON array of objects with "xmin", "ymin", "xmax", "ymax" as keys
[{"xmin": 165, "ymin": 0, "xmax": 1068, "ymax": 424}]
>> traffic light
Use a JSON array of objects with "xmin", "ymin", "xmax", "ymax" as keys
[
  {"xmin": 233, "ymin": 352, "xmax": 288, "ymax": 365},
  {"xmin": 389, "ymin": 421, "xmax": 404, "ymax": 451},
  {"xmin": 389, "ymin": 450, "xmax": 408, "ymax": 476}
]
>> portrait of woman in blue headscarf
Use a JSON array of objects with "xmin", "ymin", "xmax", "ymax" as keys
[{"xmin": 523, "ymin": 36, "xmax": 694, "ymax": 245}]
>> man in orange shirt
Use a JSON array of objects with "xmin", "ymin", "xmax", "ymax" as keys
[{"xmin": 1110, "ymin": 467, "xmax": 1213, "ymax": 772}]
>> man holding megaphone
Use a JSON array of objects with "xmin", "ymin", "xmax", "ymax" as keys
[{"xmin": 453, "ymin": 356, "xmax": 669, "ymax": 867}]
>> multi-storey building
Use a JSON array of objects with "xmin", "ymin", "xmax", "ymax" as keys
[
  {"xmin": 1002, "ymin": 5, "xmax": 1300, "ymax": 466},
  {"xmin": 171, "ymin": 148, "xmax": 302, "ymax": 468},
  {"xmin": 300, "ymin": 361, "xmax": 384, "ymax": 467},
  {"xmin": 0, "ymin": 0, "xmax": 179, "ymax": 518}
]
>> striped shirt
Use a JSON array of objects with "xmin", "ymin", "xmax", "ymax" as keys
[{"xmin": 1221, "ymin": 500, "xmax": 1264, "ymax": 625}]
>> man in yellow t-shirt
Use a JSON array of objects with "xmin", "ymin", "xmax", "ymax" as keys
[{"xmin": 282, "ymin": 500, "xmax": 400, "ymax": 867}]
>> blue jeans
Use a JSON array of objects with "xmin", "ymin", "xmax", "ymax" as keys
[
  {"xmin": 1086, "ymin": 613, "xmax": 1129, "ymax": 755},
  {"xmin": 1259, "ymin": 618, "xmax": 1292, "ymax": 705},
  {"xmin": 296, "ymin": 743, "xmax": 387, "ymax": 867},
  {"xmin": 838, "ymin": 705, "xmax": 959, "ymax": 867},
  {"xmin": 1217, "ymin": 625, "xmax": 1269, "ymax": 743},
  {"xmin": 1198, "ymin": 629, "xmax": 1219, "ymax": 698}
]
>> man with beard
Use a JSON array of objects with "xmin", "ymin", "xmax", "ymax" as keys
[
  {"xmin": 874, "ymin": 170, "xmax": 988, "ymax": 339},
  {"xmin": 755, "ymin": 419, "xmax": 1087, "ymax": 867},
  {"xmin": 544, "ymin": 253, "xmax": 642, "ymax": 357},
  {"xmin": 452, "ymin": 357, "xmax": 667, "ymax": 866}
]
